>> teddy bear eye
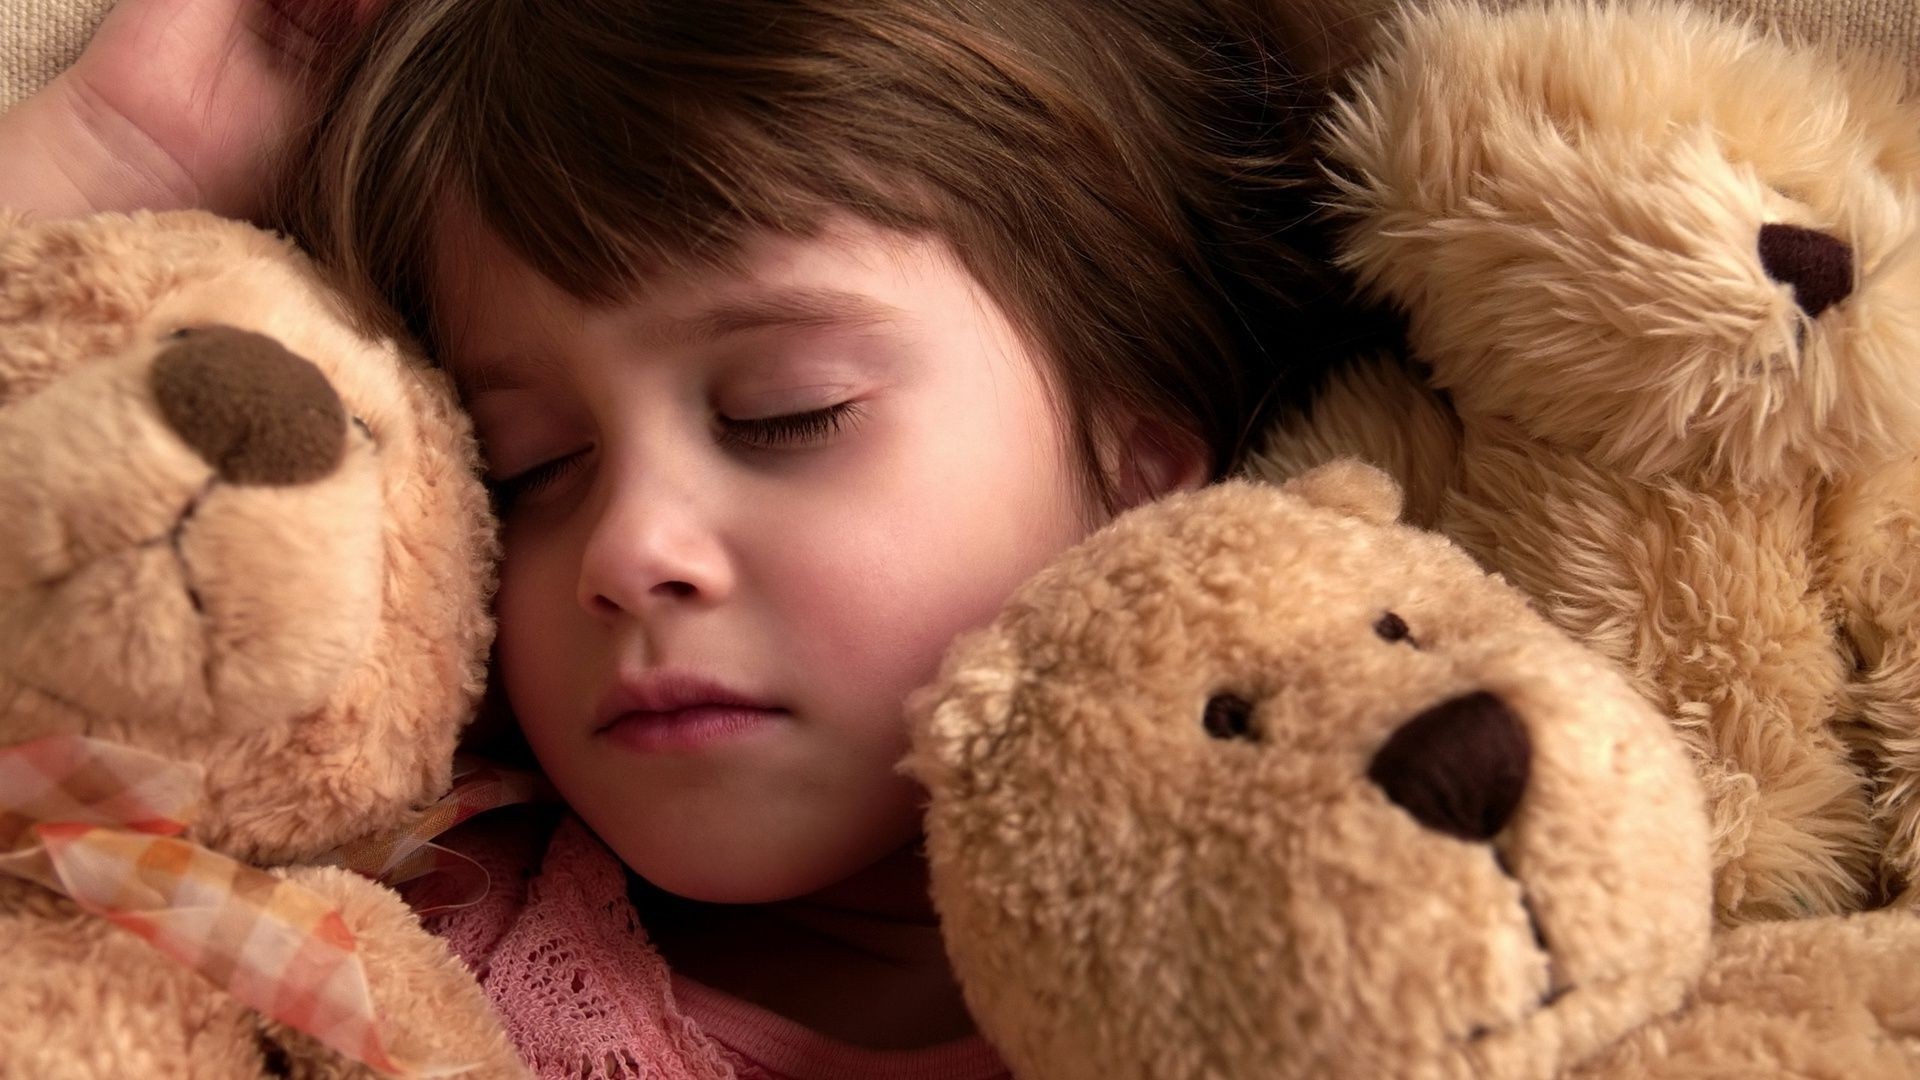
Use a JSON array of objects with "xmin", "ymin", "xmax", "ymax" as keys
[
  {"xmin": 1375, "ymin": 611, "xmax": 1416, "ymax": 645},
  {"xmin": 1202, "ymin": 694, "xmax": 1257, "ymax": 741}
]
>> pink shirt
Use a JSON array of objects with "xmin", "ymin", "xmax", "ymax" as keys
[{"xmin": 421, "ymin": 814, "xmax": 1012, "ymax": 1080}]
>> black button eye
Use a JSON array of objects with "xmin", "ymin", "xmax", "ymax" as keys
[
  {"xmin": 1375, "ymin": 611, "xmax": 1414, "ymax": 644},
  {"xmin": 1203, "ymin": 694, "xmax": 1257, "ymax": 741}
]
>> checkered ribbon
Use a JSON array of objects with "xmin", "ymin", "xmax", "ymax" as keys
[
  {"xmin": 324, "ymin": 756, "xmax": 554, "ymax": 914},
  {"xmin": 0, "ymin": 735, "xmax": 405, "ymax": 1076}
]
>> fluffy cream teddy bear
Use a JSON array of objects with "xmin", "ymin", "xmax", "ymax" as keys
[
  {"xmin": 1257, "ymin": 0, "xmax": 1920, "ymax": 924},
  {"xmin": 0, "ymin": 209, "xmax": 526, "ymax": 1078},
  {"xmin": 908, "ymin": 462, "xmax": 1920, "ymax": 1080}
]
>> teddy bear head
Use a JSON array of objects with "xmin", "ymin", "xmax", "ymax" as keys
[
  {"xmin": 0, "ymin": 210, "xmax": 496, "ymax": 864},
  {"xmin": 1324, "ymin": 1, "xmax": 1920, "ymax": 484},
  {"xmin": 907, "ymin": 462, "xmax": 1714, "ymax": 1080}
]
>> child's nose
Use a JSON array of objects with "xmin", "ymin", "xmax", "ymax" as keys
[{"xmin": 574, "ymin": 485, "xmax": 735, "ymax": 618}]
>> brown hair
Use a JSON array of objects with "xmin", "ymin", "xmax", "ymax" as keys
[{"xmin": 274, "ymin": 0, "xmax": 1379, "ymax": 511}]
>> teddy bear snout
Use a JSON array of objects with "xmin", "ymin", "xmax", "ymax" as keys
[
  {"xmin": 150, "ymin": 325, "xmax": 348, "ymax": 486},
  {"xmin": 1367, "ymin": 691, "xmax": 1531, "ymax": 841},
  {"xmin": 1757, "ymin": 222, "xmax": 1854, "ymax": 320}
]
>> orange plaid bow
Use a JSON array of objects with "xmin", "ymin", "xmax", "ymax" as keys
[{"xmin": 0, "ymin": 735, "xmax": 406, "ymax": 1076}]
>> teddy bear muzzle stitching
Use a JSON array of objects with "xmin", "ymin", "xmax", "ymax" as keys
[
  {"xmin": 1366, "ymin": 689, "xmax": 1570, "ymax": 1028},
  {"xmin": 0, "ymin": 300, "xmax": 387, "ymax": 739}
]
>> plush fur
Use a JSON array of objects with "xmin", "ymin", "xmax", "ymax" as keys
[
  {"xmin": 907, "ymin": 463, "xmax": 1920, "ymax": 1080},
  {"xmin": 0, "ymin": 210, "xmax": 525, "ymax": 1078},
  {"xmin": 1256, "ymin": 0, "xmax": 1920, "ymax": 923}
]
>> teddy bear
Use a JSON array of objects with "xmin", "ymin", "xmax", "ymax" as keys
[
  {"xmin": 906, "ymin": 461, "xmax": 1920, "ymax": 1080},
  {"xmin": 0, "ymin": 208, "xmax": 528, "ymax": 1078},
  {"xmin": 1254, "ymin": 0, "xmax": 1920, "ymax": 925}
]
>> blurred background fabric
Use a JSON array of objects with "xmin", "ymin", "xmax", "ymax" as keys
[
  {"xmin": 5, "ymin": 0, "xmax": 1914, "ymax": 115},
  {"xmin": 2, "ymin": 0, "xmax": 111, "ymax": 111}
]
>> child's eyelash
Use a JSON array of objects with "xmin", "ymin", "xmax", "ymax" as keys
[
  {"xmin": 485, "ymin": 402, "xmax": 862, "ymax": 512},
  {"xmin": 486, "ymin": 453, "xmax": 586, "ymax": 511},
  {"xmin": 717, "ymin": 401, "xmax": 863, "ymax": 450}
]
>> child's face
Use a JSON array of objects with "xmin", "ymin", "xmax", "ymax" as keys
[{"xmin": 436, "ymin": 213, "xmax": 1096, "ymax": 903}]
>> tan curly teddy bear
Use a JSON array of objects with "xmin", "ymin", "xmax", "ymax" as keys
[
  {"xmin": 908, "ymin": 462, "xmax": 1920, "ymax": 1080},
  {"xmin": 1258, "ymin": 0, "xmax": 1920, "ymax": 924},
  {"xmin": 0, "ymin": 210, "xmax": 526, "ymax": 1078}
]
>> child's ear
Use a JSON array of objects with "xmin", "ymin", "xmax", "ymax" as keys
[{"xmin": 1108, "ymin": 413, "xmax": 1209, "ymax": 509}]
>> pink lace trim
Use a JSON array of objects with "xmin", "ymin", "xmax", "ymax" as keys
[
  {"xmin": 425, "ymin": 814, "xmax": 1010, "ymax": 1080},
  {"xmin": 428, "ymin": 815, "xmax": 733, "ymax": 1080},
  {"xmin": 672, "ymin": 975, "xmax": 1008, "ymax": 1080}
]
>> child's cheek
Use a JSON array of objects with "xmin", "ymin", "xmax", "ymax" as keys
[{"xmin": 771, "ymin": 466, "xmax": 1084, "ymax": 733}]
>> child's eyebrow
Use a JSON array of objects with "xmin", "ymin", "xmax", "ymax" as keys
[
  {"xmin": 456, "ymin": 351, "xmax": 564, "ymax": 396},
  {"xmin": 453, "ymin": 287, "xmax": 905, "ymax": 396},
  {"xmin": 661, "ymin": 286, "xmax": 904, "ymax": 346}
]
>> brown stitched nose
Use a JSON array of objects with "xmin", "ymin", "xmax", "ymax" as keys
[
  {"xmin": 151, "ymin": 325, "xmax": 346, "ymax": 486},
  {"xmin": 1368, "ymin": 691, "xmax": 1531, "ymax": 841},
  {"xmin": 1758, "ymin": 223, "xmax": 1854, "ymax": 320}
]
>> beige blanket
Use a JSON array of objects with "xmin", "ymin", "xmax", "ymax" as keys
[
  {"xmin": 1709, "ymin": 0, "xmax": 1919, "ymax": 53},
  {"xmin": 1, "ymin": 0, "xmax": 111, "ymax": 111},
  {"xmin": 4, "ymin": 0, "xmax": 1917, "ymax": 113}
]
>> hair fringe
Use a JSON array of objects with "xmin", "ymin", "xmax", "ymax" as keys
[{"xmin": 270, "ymin": 0, "xmax": 1396, "ymax": 507}]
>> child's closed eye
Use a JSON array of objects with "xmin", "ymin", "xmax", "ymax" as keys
[
  {"xmin": 487, "ymin": 452, "xmax": 589, "ymax": 512},
  {"xmin": 485, "ymin": 401, "xmax": 867, "ymax": 513},
  {"xmin": 716, "ymin": 401, "xmax": 865, "ymax": 451}
]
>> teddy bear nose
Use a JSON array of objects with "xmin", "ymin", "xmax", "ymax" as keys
[
  {"xmin": 1367, "ymin": 691, "xmax": 1531, "ymax": 841},
  {"xmin": 151, "ymin": 325, "xmax": 348, "ymax": 485},
  {"xmin": 1757, "ymin": 223, "xmax": 1854, "ymax": 320}
]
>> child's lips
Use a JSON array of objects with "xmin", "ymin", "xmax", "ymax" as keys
[
  {"xmin": 598, "ymin": 705, "xmax": 786, "ymax": 753},
  {"xmin": 594, "ymin": 670, "xmax": 776, "ymax": 726},
  {"xmin": 593, "ymin": 670, "xmax": 786, "ymax": 751}
]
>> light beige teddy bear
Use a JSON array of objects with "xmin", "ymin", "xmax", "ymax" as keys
[
  {"xmin": 1257, "ymin": 0, "xmax": 1920, "ymax": 924},
  {"xmin": 908, "ymin": 462, "xmax": 1920, "ymax": 1080},
  {"xmin": 0, "ymin": 209, "xmax": 526, "ymax": 1078}
]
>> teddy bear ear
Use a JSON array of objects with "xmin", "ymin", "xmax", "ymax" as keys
[{"xmin": 1279, "ymin": 458, "xmax": 1404, "ymax": 526}]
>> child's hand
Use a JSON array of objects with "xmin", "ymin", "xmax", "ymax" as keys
[{"xmin": 0, "ymin": 0, "xmax": 378, "ymax": 219}]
